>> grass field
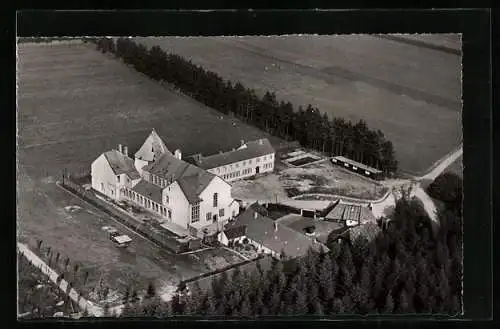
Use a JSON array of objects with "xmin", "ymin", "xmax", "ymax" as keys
[
  {"xmin": 135, "ymin": 35, "xmax": 462, "ymax": 175},
  {"xmin": 17, "ymin": 42, "xmax": 258, "ymax": 304}
]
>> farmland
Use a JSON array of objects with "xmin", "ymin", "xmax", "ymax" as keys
[
  {"xmin": 134, "ymin": 35, "xmax": 462, "ymax": 175},
  {"xmin": 17, "ymin": 41, "xmax": 266, "ymax": 305}
]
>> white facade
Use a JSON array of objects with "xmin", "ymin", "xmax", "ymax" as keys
[
  {"xmin": 217, "ymin": 232, "xmax": 246, "ymax": 246},
  {"xmin": 206, "ymin": 153, "xmax": 275, "ymax": 183},
  {"xmin": 91, "ymin": 129, "xmax": 242, "ymax": 237},
  {"xmin": 91, "ymin": 154, "xmax": 119, "ymax": 199},
  {"xmin": 91, "ymin": 154, "xmax": 139, "ymax": 201}
]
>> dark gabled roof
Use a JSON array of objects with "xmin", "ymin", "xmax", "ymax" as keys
[
  {"xmin": 135, "ymin": 129, "xmax": 171, "ymax": 162},
  {"xmin": 103, "ymin": 150, "xmax": 140, "ymax": 178},
  {"xmin": 194, "ymin": 138, "xmax": 275, "ymax": 170},
  {"xmin": 226, "ymin": 207, "xmax": 328, "ymax": 259},
  {"xmin": 332, "ymin": 156, "xmax": 382, "ymax": 174},
  {"xmin": 325, "ymin": 203, "xmax": 347, "ymax": 220},
  {"xmin": 131, "ymin": 180, "xmax": 163, "ymax": 204},
  {"xmin": 343, "ymin": 204, "xmax": 362, "ymax": 222},
  {"xmin": 143, "ymin": 153, "xmax": 216, "ymax": 204},
  {"xmin": 223, "ymin": 225, "xmax": 247, "ymax": 240}
]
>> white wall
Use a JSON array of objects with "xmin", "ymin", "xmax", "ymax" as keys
[
  {"xmin": 134, "ymin": 158, "xmax": 149, "ymax": 176},
  {"xmin": 198, "ymin": 176, "xmax": 234, "ymax": 226},
  {"xmin": 208, "ymin": 153, "xmax": 275, "ymax": 182},
  {"xmin": 164, "ymin": 181, "xmax": 190, "ymax": 228},
  {"xmin": 91, "ymin": 154, "xmax": 119, "ymax": 200}
]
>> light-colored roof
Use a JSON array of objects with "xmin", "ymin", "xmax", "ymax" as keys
[
  {"xmin": 103, "ymin": 150, "xmax": 140, "ymax": 179},
  {"xmin": 325, "ymin": 203, "xmax": 376, "ymax": 224},
  {"xmin": 134, "ymin": 129, "xmax": 171, "ymax": 162},
  {"xmin": 131, "ymin": 179, "xmax": 163, "ymax": 204},
  {"xmin": 194, "ymin": 138, "xmax": 275, "ymax": 170},
  {"xmin": 226, "ymin": 205, "xmax": 329, "ymax": 259},
  {"xmin": 143, "ymin": 153, "xmax": 216, "ymax": 204},
  {"xmin": 113, "ymin": 235, "xmax": 132, "ymax": 244},
  {"xmin": 332, "ymin": 156, "xmax": 382, "ymax": 174}
]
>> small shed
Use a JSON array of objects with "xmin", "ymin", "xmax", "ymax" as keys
[
  {"xmin": 331, "ymin": 156, "xmax": 383, "ymax": 180},
  {"xmin": 218, "ymin": 225, "xmax": 247, "ymax": 246}
]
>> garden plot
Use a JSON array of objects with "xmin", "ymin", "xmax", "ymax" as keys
[{"xmin": 281, "ymin": 149, "xmax": 325, "ymax": 167}]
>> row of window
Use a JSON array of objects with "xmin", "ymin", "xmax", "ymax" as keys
[
  {"xmin": 263, "ymin": 163, "xmax": 273, "ymax": 170},
  {"xmin": 191, "ymin": 204, "xmax": 226, "ymax": 224},
  {"xmin": 222, "ymin": 170, "xmax": 242, "ymax": 181},
  {"xmin": 215, "ymin": 154, "xmax": 274, "ymax": 173},
  {"xmin": 124, "ymin": 189, "xmax": 172, "ymax": 219},
  {"xmin": 150, "ymin": 173, "xmax": 173, "ymax": 189}
]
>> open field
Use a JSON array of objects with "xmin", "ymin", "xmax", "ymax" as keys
[
  {"xmin": 135, "ymin": 35, "xmax": 462, "ymax": 175},
  {"xmin": 17, "ymin": 169, "xmax": 245, "ymax": 305},
  {"xmin": 17, "ymin": 42, "xmax": 284, "ymax": 180}
]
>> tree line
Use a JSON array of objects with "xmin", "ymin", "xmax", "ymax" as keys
[
  {"xmin": 91, "ymin": 37, "xmax": 398, "ymax": 175},
  {"xmin": 113, "ymin": 172, "xmax": 462, "ymax": 317}
]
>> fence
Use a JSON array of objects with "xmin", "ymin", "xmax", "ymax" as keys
[
  {"xmin": 61, "ymin": 176, "xmax": 197, "ymax": 254},
  {"xmin": 181, "ymin": 254, "xmax": 273, "ymax": 292},
  {"xmin": 266, "ymin": 203, "xmax": 302, "ymax": 215}
]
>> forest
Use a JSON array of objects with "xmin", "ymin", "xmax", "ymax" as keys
[
  {"xmin": 92, "ymin": 37, "xmax": 398, "ymax": 175},
  {"xmin": 115, "ymin": 172, "xmax": 462, "ymax": 317}
]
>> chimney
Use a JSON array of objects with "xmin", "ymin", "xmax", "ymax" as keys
[
  {"xmin": 240, "ymin": 139, "xmax": 245, "ymax": 146},
  {"xmin": 254, "ymin": 212, "xmax": 258, "ymax": 220},
  {"xmin": 174, "ymin": 149, "xmax": 182, "ymax": 160},
  {"xmin": 118, "ymin": 144, "xmax": 123, "ymax": 153},
  {"xmin": 123, "ymin": 146, "xmax": 128, "ymax": 157},
  {"xmin": 274, "ymin": 222, "xmax": 278, "ymax": 232}
]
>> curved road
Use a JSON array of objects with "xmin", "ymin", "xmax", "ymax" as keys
[{"xmin": 373, "ymin": 144, "xmax": 462, "ymax": 227}]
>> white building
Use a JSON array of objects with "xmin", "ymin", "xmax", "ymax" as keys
[
  {"xmin": 188, "ymin": 139, "xmax": 276, "ymax": 183},
  {"xmin": 91, "ymin": 129, "xmax": 240, "ymax": 237},
  {"xmin": 91, "ymin": 145, "xmax": 141, "ymax": 200}
]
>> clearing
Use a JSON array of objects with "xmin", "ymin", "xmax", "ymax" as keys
[{"xmin": 134, "ymin": 35, "xmax": 462, "ymax": 175}]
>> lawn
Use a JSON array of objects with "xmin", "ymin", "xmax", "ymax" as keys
[{"xmin": 134, "ymin": 35, "xmax": 462, "ymax": 175}]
